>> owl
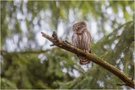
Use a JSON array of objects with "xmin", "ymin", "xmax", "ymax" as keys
[{"xmin": 72, "ymin": 21, "xmax": 92, "ymax": 65}]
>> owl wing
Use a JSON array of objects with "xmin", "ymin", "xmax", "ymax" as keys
[
  {"xmin": 87, "ymin": 30, "xmax": 92, "ymax": 46},
  {"xmin": 82, "ymin": 30, "xmax": 92, "ymax": 51}
]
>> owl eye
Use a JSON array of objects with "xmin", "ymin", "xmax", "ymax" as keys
[{"xmin": 77, "ymin": 26, "xmax": 80, "ymax": 29}]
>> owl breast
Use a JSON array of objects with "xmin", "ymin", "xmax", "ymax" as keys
[{"xmin": 72, "ymin": 30, "xmax": 91, "ymax": 51}]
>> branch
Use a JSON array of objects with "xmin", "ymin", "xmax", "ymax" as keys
[{"xmin": 41, "ymin": 32, "xmax": 135, "ymax": 88}]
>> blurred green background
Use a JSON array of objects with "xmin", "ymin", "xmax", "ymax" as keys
[{"xmin": 0, "ymin": 0, "xmax": 134, "ymax": 89}]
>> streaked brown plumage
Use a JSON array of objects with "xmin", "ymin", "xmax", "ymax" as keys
[{"xmin": 72, "ymin": 21, "xmax": 92, "ymax": 65}]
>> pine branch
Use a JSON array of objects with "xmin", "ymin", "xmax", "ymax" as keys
[
  {"xmin": 41, "ymin": 31, "xmax": 135, "ymax": 88},
  {"xmin": 0, "ymin": 49, "xmax": 51, "ymax": 55}
]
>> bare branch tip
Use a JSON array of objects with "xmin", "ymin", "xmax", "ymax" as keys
[
  {"xmin": 52, "ymin": 31, "xmax": 58, "ymax": 38},
  {"xmin": 41, "ymin": 32, "xmax": 44, "ymax": 34},
  {"xmin": 41, "ymin": 32, "xmax": 45, "ymax": 36},
  {"xmin": 50, "ymin": 44, "xmax": 55, "ymax": 46}
]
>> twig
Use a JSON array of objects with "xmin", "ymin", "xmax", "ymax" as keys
[
  {"xmin": 1, "ymin": 49, "xmax": 51, "ymax": 55},
  {"xmin": 116, "ymin": 83, "xmax": 126, "ymax": 86}
]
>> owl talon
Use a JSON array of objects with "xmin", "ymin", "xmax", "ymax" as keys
[
  {"xmin": 63, "ymin": 40, "xmax": 71, "ymax": 45},
  {"xmin": 50, "ymin": 44, "xmax": 55, "ymax": 46},
  {"xmin": 89, "ymin": 50, "xmax": 92, "ymax": 53}
]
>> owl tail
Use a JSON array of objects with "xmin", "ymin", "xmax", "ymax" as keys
[{"xmin": 78, "ymin": 56, "xmax": 90, "ymax": 65}]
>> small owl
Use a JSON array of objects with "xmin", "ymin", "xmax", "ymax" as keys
[{"xmin": 72, "ymin": 21, "xmax": 92, "ymax": 65}]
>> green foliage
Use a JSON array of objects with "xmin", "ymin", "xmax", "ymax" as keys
[
  {"xmin": 1, "ymin": 78, "xmax": 17, "ymax": 89},
  {"xmin": 1, "ymin": 49, "xmax": 76, "ymax": 89},
  {"xmin": 1, "ymin": 0, "xmax": 134, "ymax": 89}
]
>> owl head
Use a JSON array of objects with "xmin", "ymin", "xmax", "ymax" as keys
[{"xmin": 73, "ymin": 21, "xmax": 87, "ymax": 34}]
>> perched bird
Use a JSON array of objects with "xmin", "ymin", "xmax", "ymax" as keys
[{"xmin": 72, "ymin": 21, "xmax": 92, "ymax": 65}]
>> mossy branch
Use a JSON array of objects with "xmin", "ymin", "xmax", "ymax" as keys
[{"xmin": 41, "ymin": 31, "xmax": 135, "ymax": 88}]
